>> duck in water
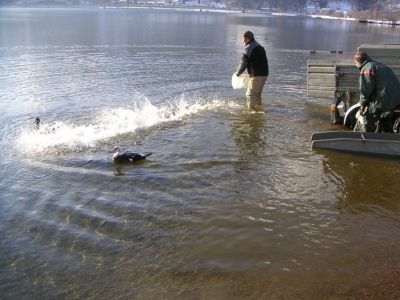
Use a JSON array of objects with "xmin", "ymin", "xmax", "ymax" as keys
[
  {"xmin": 34, "ymin": 117, "xmax": 40, "ymax": 129},
  {"xmin": 111, "ymin": 146, "xmax": 152, "ymax": 164}
]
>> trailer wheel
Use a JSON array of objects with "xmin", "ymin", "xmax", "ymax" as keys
[
  {"xmin": 393, "ymin": 117, "xmax": 400, "ymax": 133},
  {"xmin": 343, "ymin": 105, "xmax": 360, "ymax": 129}
]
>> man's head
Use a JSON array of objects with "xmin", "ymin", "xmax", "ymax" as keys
[
  {"xmin": 243, "ymin": 31, "xmax": 254, "ymax": 45},
  {"xmin": 354, "ymin": 51, "xmax": 370, "ymax": 68}
]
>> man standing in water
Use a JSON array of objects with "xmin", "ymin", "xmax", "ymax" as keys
[{"xmin": 235, "ymin": 31, "xmax": 269, "ymax": 110}]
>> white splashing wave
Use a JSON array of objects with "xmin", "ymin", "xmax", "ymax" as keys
[{"xmin": 16, "ymin": 97, "xmax": 239, "ymax": 154}]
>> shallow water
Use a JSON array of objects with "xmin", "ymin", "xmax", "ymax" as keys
[{"xmin": 0, "ymin": 7, "xmax": 400, "ymax": 299}]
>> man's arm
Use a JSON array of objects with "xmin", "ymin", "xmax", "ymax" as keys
[
  {"xmin": 236, "ymin": 53, "xmax": 248, "ymax": 76},
  {"xmin": 359, "ymin": 66, "xmax": 376, "ymax": 109},
  {"xmin": 236, "ymin": 45, "xmax": 252, "ymax": 76}
]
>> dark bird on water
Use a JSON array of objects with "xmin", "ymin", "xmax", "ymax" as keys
[
  {"xmin": 111, "ymin": 146, "xmax": 152, "ymax": 164},
  {"xmin": 35, "ymin": 117, "xmax": 40, "ymax": 129}
]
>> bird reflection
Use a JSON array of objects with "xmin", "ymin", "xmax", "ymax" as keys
[{"xmin": 113, "ymin": 166, "xmax": 125, "ymax": 176}]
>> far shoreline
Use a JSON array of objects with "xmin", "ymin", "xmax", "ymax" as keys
[{"xmin": 2, "ymin": 4, "xmax": 400, "ymax": 26}]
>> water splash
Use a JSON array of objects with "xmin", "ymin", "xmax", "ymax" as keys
[{"xmin": 15, "ymin": 97, "xmax": 239, "ymax": 154}]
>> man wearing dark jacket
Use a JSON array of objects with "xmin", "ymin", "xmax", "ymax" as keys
[
  {"xmin": 235, "ymin": 31, "xmax": 269, "ymax": 110},
  {"xmin": 355, "ymin": 51, "xmax": 400, "ymax": 132}
]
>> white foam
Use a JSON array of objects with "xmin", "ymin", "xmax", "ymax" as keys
[{"xmin": 15, "ymin": 97, "xmax": 239, "ymax": 154}]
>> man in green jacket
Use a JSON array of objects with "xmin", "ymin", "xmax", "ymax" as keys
[{"xmin": 354, "ymin": 51, "xmax": 400, "ymax": 132}]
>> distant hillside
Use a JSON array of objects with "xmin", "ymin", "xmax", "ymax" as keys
[
  {"xmin": 225, "ymin": 0, "xmax": 397, "ymax": 12},
  {"xmin": 1, "ymin": 0, "xmax": 399, "ymax": 13},
  {"xmin": 0, "ymin": 0, "xmax": 81, "ymax": 5}
]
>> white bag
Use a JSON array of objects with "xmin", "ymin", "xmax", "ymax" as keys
[
  {"xmin": 231, "ymin": 73, "xmax": 250, "ymax": 90},
  {"xmin": 356, "ymin": 110, "xmax": 367, "ymax": 127}
]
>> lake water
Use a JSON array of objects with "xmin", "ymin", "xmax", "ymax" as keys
[{"xmin": 0, "ymin": 7, "xmax": 400, "ymax": 299}]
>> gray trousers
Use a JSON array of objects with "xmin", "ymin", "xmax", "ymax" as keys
[{"xmin": 246, "ymin": 76, "xmax": 268, "ymax": 109}]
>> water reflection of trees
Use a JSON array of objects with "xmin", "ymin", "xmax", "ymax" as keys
[{"xmin": 321, "ymin": 152, "xmax": 400, "ymax": 213}]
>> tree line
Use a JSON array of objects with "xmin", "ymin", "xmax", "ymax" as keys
[{"xmin": 223, "ymin": 0, "xmax": 395, "ymax": 12}]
